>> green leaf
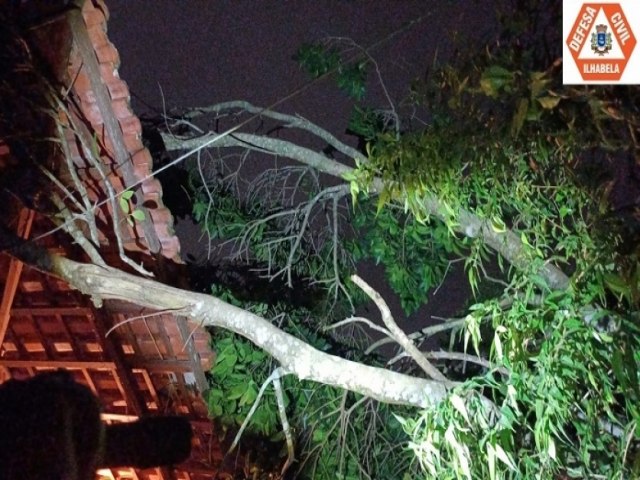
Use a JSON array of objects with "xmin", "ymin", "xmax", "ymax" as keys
[
  {"xmin": 487, "ymin": 443, "xmax": 496, "ymax": 480},
  {"xmin": 119, "ymin": 197, "xmax": 130, "ymax": 214},
  {"xmin": 511, "ymin": 98, "xmax": 528, "ymax": 137},
  {"xmin": 227, "ymin": 383, "xmax": 247, "ymax": 400},
  {"xmin": 130, "ymin": 209, "xmax": 145, "ymax": 221},
  {"xmin": 480, "ymin": 65, "xmax": 514, "ymax": 98},
  {"xmin": 450, "ymin": 394, "xmax": 471, "ymax": 425},
  {"xmin": 537, "ymin": 96, "xmax": 561, "ymax": 110},
  {"xmin": 494, "ymin": 444, "xmax": 516, "ymax": 470},
  {"xmin": 121, "ymin": 189, "xmax": 134, "ymax": 200},
  {"xmin": 548, "ymin": 438, "xmax": 556, "ymax": 460},
  {"xmin": 604, "ymin": 273, "xmax": 631, "ymax": 298},
  {"xmin": 490, "ymin": 216, "xmax": 507, "ymax": 233},
  {"xmin": 239, "ymin": 383, "xmax": 258, "ymax": 406}
]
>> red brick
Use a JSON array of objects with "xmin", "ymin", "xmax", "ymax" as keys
[
  {"xmin": 106, "ymin": 172, "xmax": 125, "ymax": 192},
  {"xmin": 70, "ymin": 70, "xmax": 92, "ymax": 96},
  {"xmin": 81, "ymin": 99, "xmax": 104, "ymax": 125},
  {"xmin": 141, "ymin": 178, "xmax": 161, "ymax": 195},
  {"xmin": 144, "ymin": 190, "xmax": 162, "ymax": 207},
  {"xmin": 90, "ymin": 0, "xmax": 110, "ymax": 21},
  {"xmin": 149, "ymin": 207, "xmax": 173, "ymax": 226},
  {"xmin": 153, "ymin": 221, "xmax": 170, "ymax": 239},
  {"xmin": 77, "ymin": 88, "xmax": 96, "ymax": 104},
  {"xmin": 99, "ymin": 63, "xmax": 119, "ymax": 83},
  {"xmin": 160, "ymin": 240, "xmax": 180, "ymax": 261},
  {"xmin": 131, "ymin": 149, "xmax": 152, "ymax": 169},
  {"xmin": 132, "ymin": 162, "xmax": 147, "ymax": 180}
]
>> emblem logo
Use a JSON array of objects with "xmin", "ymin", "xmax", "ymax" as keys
[
  {"xmin": 591, "ymin": 24, "xmax": 613, "ymax": 55},
  {"xmin": 564, "ymin": 2, "xmax": 638, "ymax": 83}
]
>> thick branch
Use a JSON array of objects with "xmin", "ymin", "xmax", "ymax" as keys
[
  {"xmin": 0, "ymin": 227, "xmax": 452, "ymax": 408},
  {"xmin": 351, "ymin": 275, "xmax": 451, "ymax": 385},
  {"xmin": 185, "ymin": 101, "xmax": 366, "ymax": 162},
  {"xmin": 162, "ymin": 128, "xmax": 570, "ymax": 291},
  {"xmin": 162, "ymin": 131, "xmax": 353, "ymax": 179}
]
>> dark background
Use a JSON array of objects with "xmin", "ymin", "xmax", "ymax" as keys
[{"xmin": 106, "ymin": 1, "xmax": 501, "ymax": 341}]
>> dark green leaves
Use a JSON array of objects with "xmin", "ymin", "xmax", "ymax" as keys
[{"xmin": 295, "ymin": 43, "xmax": 368, "ymax": 100}]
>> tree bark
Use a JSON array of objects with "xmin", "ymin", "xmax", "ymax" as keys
[
  {"xmin": 0, "ymin": 227, "xmax": 449, "ymax": 409},
  {"xmin": 53, "ymin": 254, "xmax": 449, "ymax": 408},
  {"xmin": 163, "ymin": 129, "xmax": 570, "ymax": 290}
]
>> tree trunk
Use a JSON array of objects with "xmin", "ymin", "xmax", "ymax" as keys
[{"xmin": 1, "ymin": 226, "xmax": 449, "ymax": 408}]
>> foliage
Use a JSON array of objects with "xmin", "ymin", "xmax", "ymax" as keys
[
  {"xmin": 190, "ymin": 174, "xmax": 252, "ymax": 241},
  {"xmin": 207, "ymin": 330, "xmax": 278, "ymax": 436},
  {"xmin": 198, "ymin": 4, "xmax": 640, "ymax": 478},
  {"xmin": 118, "ymin": 189, "xmax": 145, "ymax": 226},
  {"xmin": 205, "ymin": 287, "xmax": 415, "ymax": 479},
  {"xmin": 295, "ymin": 43, "xmax": 368, "ymax": 100},
  {"xmin": 188, "ymin": 163, "xmax": 361, "ymax": 317},
  {"xmin": 340, "ymin": 3, "xmax": 640, "ymax": 479},
  {"xmin": 348, "ymin": 201, "xmax": 461, "ymax": 314}
]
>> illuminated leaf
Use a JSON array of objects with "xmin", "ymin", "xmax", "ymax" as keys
[
  {"xmin": 450, "ymin": 394, "xmax": 471, "ymax": 425},
  {"xmin": 130, "ymin": 209, "xmax": 145, "ymax": 222},
  {"xmin": 537, "ymin": 96, "xmax": 561, "ymax": 110}
]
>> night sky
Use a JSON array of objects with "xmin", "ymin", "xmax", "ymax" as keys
[{"xmin": 105, "ymin": 1, "xmax": 501, "ymax": 340}]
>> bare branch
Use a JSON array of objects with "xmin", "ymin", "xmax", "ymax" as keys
[
  {"xmin": 229, "ymin": 368, "xmax": 287, "ymax": 454},
  {"xmin": 325, "ymin": 316, "xmax": 393, "ymax": 338},
  {"xmin": 273, "ymin": 373, "xmax": 295, "ymax": 476},
  {"xmin": 49, "ymin": 193, "xmax": 105, "ymax": 267},
  {"xmin": 163, "ymin": 123, "xmax": 569, "ymax": 291},
  {"xmin": 388, "ymin": 350, "xmax": 510, "ymax": 377},
  {"xmin": 54, "ymin": 102, "xmax": 154, "ymax": 277},
  {"xmin": 184, "ymin": 101, "xmax": 366, "ymax": 162},
  {"xmin": 162, "ymin": 131, "xmax": 354, "ymax": 179},
  {"xmin": 350, "ymin": 274, "xmax": 452, "ymax": 385},
  {"xmin": 37, "ymin": 251, "xmax": 450, "ymax": 408}
]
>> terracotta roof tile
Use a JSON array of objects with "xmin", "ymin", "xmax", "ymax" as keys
[
  {"xmin": 111, "ymin": 97, "xmax": 132, "ymax": 120},
  {"xmin": 118, "ymin": 115, "xmax": 142, "ymax": 137},
  {"xmin": 105, "ymin": 78, "xmax": 130, "ymax": 101},
  {"xmin": 82, "ymin": 5, "xmax": 107, "ymax": 27},
  {"xmin": 95, "ymin": 42, "xmax": 120, "ymax": 65},
  {"xmin": 86, "ymin": 23, "xmax": 109, "ymax": 49}
]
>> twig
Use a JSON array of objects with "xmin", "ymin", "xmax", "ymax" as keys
[
  {"xmin": 228, "ymin": 368, "xmax": 287, "ymax": 454},
  {"xmin": 273, "ymin": 373, "xmax": 295, "ymax": 476},
  {"xmin": 49, "ymin": 193, "xmax": 105, "ymax": 267},
  {"xmin": 325, "ymin": 317, "xmax": 392, "ymax": 338},
  {"xmin": 64, "ymin": 107, "xmax": 153, "ymax": 276},
  {"xmin": 351, "ymin": 274, "xmax": 452, "ymax": 385},
  {"xmin": 387, "ymin": 349, "xmax": 510, "ymax": 377},
  {"xmin": 324, "ymin": 37, "xmax": 400, "ymax": 137},
  {"xmin": 53, "ymin": 103, "xmax": 101, "ymax": 245},
  {"xmin": 104, "ymin": 308, "xmax": 190, "ymax": 337},
  {"xmin": 365, "ymin": 317, "xmax": 466, "ymax": 354}
]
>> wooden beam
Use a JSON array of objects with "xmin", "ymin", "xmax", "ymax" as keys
[
  {"xmin": 91, "ymin": 308, "xmax": 147, "ymax": 416},
  {"xmin": 175, "ymin": 318, "xmax": 209, "ymax": 393},
  {"xmin": 0, "ymin": 208, "xmax": 34, "ymax": 345},
  {"xmin": 130, "ymin": 359, "xmax": 193, "ymax": 373},
  {"xmin": 11, "ymin": 306, "xmax": 93, "ymax": 317},
  {"xmin": 0, "ymin": 359, "xmax": 116, "ymax": 370},
  {"xmin": 0, "ymin": 357, "xmax": 198, "ymax": 374}
]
